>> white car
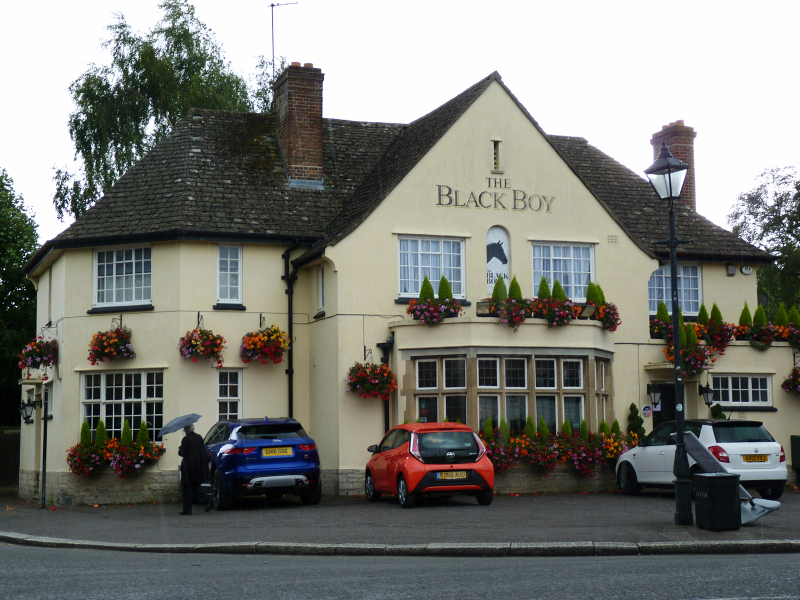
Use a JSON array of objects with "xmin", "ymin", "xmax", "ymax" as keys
[{"xmin": 616, "ymin": 419, "xmax": 787, "ymax": 500}]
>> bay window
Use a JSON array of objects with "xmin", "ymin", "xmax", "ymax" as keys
[{"xmin": 82, "ymin": 371, "xmax": 164, "ymax": 441}]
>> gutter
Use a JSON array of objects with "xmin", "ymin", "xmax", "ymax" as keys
[{"xmin": 281, "ymin": 240, "xmax": 302, "ymax": 417}]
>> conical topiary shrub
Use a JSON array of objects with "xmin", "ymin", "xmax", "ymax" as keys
[
  {"xmin": 483, "ymin": 418, "xmax": 494, "ymax": 443},
  {"xmin": 80, "ymin": 421, "xmax": 92, "ymax": 447},
  {"xmin": 686, "ymin": 323, "xmax": 698, "ymax": 347},
  {"xmin": 598, "ymin": 420, "xmax": 610, "ymax": 436},
  {"xmin": 776, "ymin": 302, "xmax": 789, "ymax": 327},
  {"xmin": 137, "ymin": 421, "xmax": 150, "ymax": 449},
  {"xmin": 536, "ymin": 277, "xmax": 551, "ymax": 300},
  {"xmin": 120, "ymin": 419, "xmax": 133, "ymax": 447},
  {"xmin": 739, "ymin": 302, "xmax": 752, "ymax": 326},
  {"xmin": 790, "ymin": 306, "xmax": 800, "ymax": 327},
  {"xmin": 438, "ymin": 276, "xmax": 453, "ymax": 301},
  {"xmin": 585, "ymin": 281, "xmax": 601, "ymax": 305},
  {"xmin": 753, "ymin": 304, "xmax": 767, "ymax": 326},
  {"xmin": 95, "ymin": 420, "xmax": 109, "ymax": 447},
  {"xmin": 710, "ymin": 303, "xmax": 723, "ymax": 323},
  {"xmin": 508, "ymin": 276, "xmax": 523, "ymax": 301},
  {"xmin": 499, "ymin": 418, "xmax": 511, "ymax": 444},
  {"xmin": 551, "ymin": 280, "xmax": 567, "ymax": 301},
  {"xmin": 596, "ymin": 284, "xmax": 607, "ymax": 305},
  {"xmin": 579, "ymin": 419, "xmax": 589, "ymax": 441},
  {"xmin": 610, "ymin": 419, "xmax": 621, "ymax": 436},
  {"xmin": 562, "ymin": 419, "xmax": 573, "ymax": 437},
  {"xmin": 492, "ymin": 276, "xmax": 508, "ymax": 302},
  {"xmin": 697, "ymin": 304, "xmax": 709, "ymax": 326},
  {"xmin": 538, "ymin": 416, "xmax": 550, "ymax": 440},
  {"xmin": 524, "ymin": 414, "xmax": 536, "ymax": 441},
  {"xmin": 419, "ymin": 276, "xmax": 435, "ymax": 302},
  {"xmin": 656, "ymin": 301, "xmax": 670, "ymax": 323}
]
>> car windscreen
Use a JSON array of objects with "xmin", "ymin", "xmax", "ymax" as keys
[
  {"xmin": 237, "ymin": 424, "xmax": 307, "ymax": 440},
  {"xmin": 417, "ymin": 431, "xmax": 478, "ymax": 457},
  {"xmin": 712, "ymin": 423, "xmax": 773, "ymax": 443}
]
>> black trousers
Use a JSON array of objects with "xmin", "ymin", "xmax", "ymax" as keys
[{"xmin": 181, "ymin": 482, "xmax": 209, "ymax": 514}]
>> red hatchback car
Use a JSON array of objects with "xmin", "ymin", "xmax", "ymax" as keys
[{"xmin": 364, "ymin": 423, "xmax": 495, "ymax": 508}]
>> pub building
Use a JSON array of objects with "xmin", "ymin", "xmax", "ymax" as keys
[{"xmin": 18, "ymin": 63, "xmax": 794, "ymax": 503}]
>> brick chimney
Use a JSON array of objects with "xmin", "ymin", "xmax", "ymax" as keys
[
  {"xmin": 274, "ymin": 62, "xmax": 324, "ymax": 185},
  {"xmin": 650, "ymin": 121, "xmax": 697, "ymax": 211}
]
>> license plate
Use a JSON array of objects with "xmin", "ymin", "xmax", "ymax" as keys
[
  {"xmin": 262, "ymin": 447, "xmax": 292, "ymax": 457},
  {"xmin": 743, "ymin": 454, "xmax": 767, "ymax": 463},
  {"xmin": 437, "ymin": 471, "xmax": 467, "ymax": 480}
]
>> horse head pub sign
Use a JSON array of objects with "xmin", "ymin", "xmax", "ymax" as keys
[{"xmin": 436, "ymin": 178, "xmax": 556, "ymax": 212}]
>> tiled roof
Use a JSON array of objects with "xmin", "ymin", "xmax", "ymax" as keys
[{"xmin": 28, "ymin": 71, "xmax": 769, "ymax": 273}]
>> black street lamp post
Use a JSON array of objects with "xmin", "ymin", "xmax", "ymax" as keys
[
  {"xmin": 645, "ymin": 141, "xmax": 694, "ymax": 526},
  {"xmin": 19, "ymin": 394, "xmax": 49, "ymax": 509}
]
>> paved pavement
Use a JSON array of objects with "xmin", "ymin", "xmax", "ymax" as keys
[{"xmin": 2, "ymin": 488, "xmax": 800, "ymax": 557}]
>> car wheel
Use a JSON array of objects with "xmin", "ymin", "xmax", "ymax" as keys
[
  {"xmin": 757, "ymin": 484, "xmax": 784, "ymax": 500},
  {"xmin": 476, "ymin": 489, "xmax": 494, "ymax": 506},
  {"xmin": 212, "ymin": 470, "xmax": 233, "ymax": 510},
  {"xmin": 365, "ymin": 471, "xmax": 382, "ymax": 502},
  {"xmin": 300, "ymin": 484, "xmax": 322, "ymax": 505},
  {"xmin": 397, "ymin": 474, "xmax": 416, "ymax": 509},
  {"xmin": 618, "ymin": 463, "xmax": 641, "ymax": 496}
]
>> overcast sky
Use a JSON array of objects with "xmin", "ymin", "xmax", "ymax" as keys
[{"xmin": 2, "ymin": 0, "xmax": 798, "ymax": 244}]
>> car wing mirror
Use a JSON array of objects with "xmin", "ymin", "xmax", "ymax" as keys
[{"xmin": 367, "ymin": 444, "xmax": 378, "ymax": 453}]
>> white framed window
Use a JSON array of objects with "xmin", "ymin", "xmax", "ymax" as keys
[
  {"xmin": 443, "ymin": 358, "xmax": 466, "ymax": 389},
  {"xmin": 82, "ymin": 371, "xmax": 164, "ymax": 441},
  {"xmin": 599, "ymin": 362, "xmax": 606, "ymax": 391},
  {"xmin": 416, "ymin": 360, "xmax": 438, "ymax": 390},
  {"xmin": 564, "ymin": 396, "xmax": 584, "ymax": 430},
  {"xmin": 532, "ymin": 243, "xmax": 593, "ymax": 301},
  {"xmin": 218, "ymin": 245, "xmax": 242, "ymax": 303},
  {"xmin": 505, "ymin": 358, "xmax": 527, "ymax": 389},
  {"xmin": 478, "ymin": 359, "xmax": 499, "ymax": 388},
  {"xmin": 445, "ymin": 395, "xmax": 467, "ymax": 423},
  {"xmin": 218, "ymin": 370, "xmax": 241, "ymax": 420},
  {"xmin": 712, "ymin": 375, "xmax": 771, "ymax": 405},
  {"xmin": 417, "ymin": 396, "xmax": 438, "ymax": 423},
  {"xmin": 317, "ymin": 264, "xmax": 325, "ymax": 312},
  {"xmin": 505, "ymin": 394, "xmax": 527, "ymax": 432},
  {"xmin": 536, "ymin": 395, "xmax": 558, "ymax": 433},
  {"xmin": 535, "ymin": 359, "xmax": 557, "ymax": 389},
  {"xmin": 95, "ymin": 247, "xmax": 152, "ymax": 306},
  {"xmin": 479, "ymin": 395, "xmax": 499, "ymax": 432},
  {"xmin": 648, "ymin": 264, "xmax": 701, "ymax": 315},
  {"xmin": 563, "ymin": 360, "xmax": 583, "ymax": 389},
  {"xmin": 399, "ymin": 236, "xmax": 464, "ymax": 298}
]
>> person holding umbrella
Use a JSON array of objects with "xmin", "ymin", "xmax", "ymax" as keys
[{"xmin": 178, "ymin": 423, "xmax": 212, "ymax": 515}]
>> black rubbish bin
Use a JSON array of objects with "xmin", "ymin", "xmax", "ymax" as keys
[{"xmin": 693, "ymin": 472, "xmax": 741, "ymax": 531}]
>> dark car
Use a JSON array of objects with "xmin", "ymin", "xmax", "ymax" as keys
[{"xmin": 204, "ymin": 417, "xmax": 321, "ymax": 509}]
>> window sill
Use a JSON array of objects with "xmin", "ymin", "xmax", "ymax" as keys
[
  {"xmin": 87, "ymin": 305, "xmax": 154, "ymax": 315},
  {"xmin": 394, "ymin": 298, "xmax": 471, "ymax": 306},
  {"xmin": 213, "ymin": 303, "xmax": 247, "ymax": 311},
  {"xmin": 718, "ymin": 405, "xmax": 777, "ymax": 412}
]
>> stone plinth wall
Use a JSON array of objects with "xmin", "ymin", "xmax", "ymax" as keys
[
  {"xmin": 321, "ymin": 468, "xmax": 362, "ymax": 496},
  {"xmin": 19, "ymin": 468, "xmax": 181, "ymax": 506},
  {"xmin": 493, "ymin": 464, "xmax": 617, "ymax": 494}
]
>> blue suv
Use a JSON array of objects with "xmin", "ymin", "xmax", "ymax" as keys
[{"xmin": 203, "ymin": 417, "xmax": 321, "ymax": 509}]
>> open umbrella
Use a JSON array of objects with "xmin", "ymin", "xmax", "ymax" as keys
[{"xmin": 159, "ymin": 413, "xmax": 202, "ymax": 437}]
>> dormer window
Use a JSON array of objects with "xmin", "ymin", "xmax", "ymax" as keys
[{"xmin": 492, "ymin": 139, "xmax": 503, "ymax": 173}]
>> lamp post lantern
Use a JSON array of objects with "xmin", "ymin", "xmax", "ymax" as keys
[{"xmin": 645, "ymin": 140, "xmax": 694, "ymax": 526}]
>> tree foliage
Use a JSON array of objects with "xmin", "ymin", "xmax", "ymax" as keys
[
  {"xmin": 728, "ymin": 166, "xmax": 800, "ymax": 313},
  {"xmin": 0, "ymin": 169, "xmax": 38, "ymax": 424},
  {"xmin": 53, "ymin": 0, "xmax": 281, "ymax": 220}
]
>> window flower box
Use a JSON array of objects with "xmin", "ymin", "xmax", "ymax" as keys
[{"xmin": 405, "ymin": 298, "xmax": 463, "ymax": 325}]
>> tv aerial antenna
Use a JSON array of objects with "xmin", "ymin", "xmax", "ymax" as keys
[{"xmin": 270, "ymin": 2, "xmax": 298, "ymax": 81}]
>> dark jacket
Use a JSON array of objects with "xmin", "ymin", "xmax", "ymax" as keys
[{"xmin": 178, "ymin": 431, "xmax": 210, "ymax": 486}]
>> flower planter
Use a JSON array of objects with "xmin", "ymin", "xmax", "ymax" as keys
[{"xmin": 493, "ymin": 463, "xmax": 617, "ymax": 494}]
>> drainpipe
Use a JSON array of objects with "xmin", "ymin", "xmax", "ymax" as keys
[{"xmin": 281, "ymin": 241, "xmax": 301, "ymax": 417}]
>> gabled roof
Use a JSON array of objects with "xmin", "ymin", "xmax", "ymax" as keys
[{"xmin": 26, "ymin": 70, "xmax": 770, "ymax": 275}]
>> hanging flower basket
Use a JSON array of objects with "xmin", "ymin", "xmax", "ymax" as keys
[
  {"xmin": 18, "ymin": 336, "xmax": 58, "ymax": 380},
  {"xmin": 782, "ymin": 366, "xmax": 800, "ymax": 397},
  {"xmin": 178, "ymin": 327, "xmax": 226, "ymax": 367},
  {"xmin": 87, "ymin": 326, "xmax": 136, "ymax": 365},
  {"xmin": 240, "ymin": 325, "xmax": 290, "ymax": 364},
  {"xmin": 345, "ymin": 362, "xmax": 397, "ymax": 400},
  {"xmin": 406, "ymin": 298, "xmax": 463, "ymax": 325}
]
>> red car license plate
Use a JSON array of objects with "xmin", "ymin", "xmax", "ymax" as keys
[{"xmin": 437, "ymin": 471, "xmax": 467, "ymax": 480}]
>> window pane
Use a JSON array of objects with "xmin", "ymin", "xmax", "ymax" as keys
[
  {"xmin": 564, "ymin": 396, "xmax": 583, "ymax": 430},
  {"xmin": 506, "ymin": 395, "xmax": 527, "ymax": 433},
  {"xmin": 418, "ymin": 396, "xmax": 438, "ymax": 423},
  {"xmin": 445, "ymin": 395, "xmax": 467, "ymax": 424},
  {"xmin": 444, "ymin": 359, "xmax": 466, "ymax": 388},
  {"xmin": 563, "ymin": 360, "xmax": 582, "ymax": 388},
  {"xmin": 96, "ymin": 247, "xmax": 152, "ymax": 306},
  {"xmin": 478, "ymin": 359, "xmax": 498, "ymax": 387}
]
